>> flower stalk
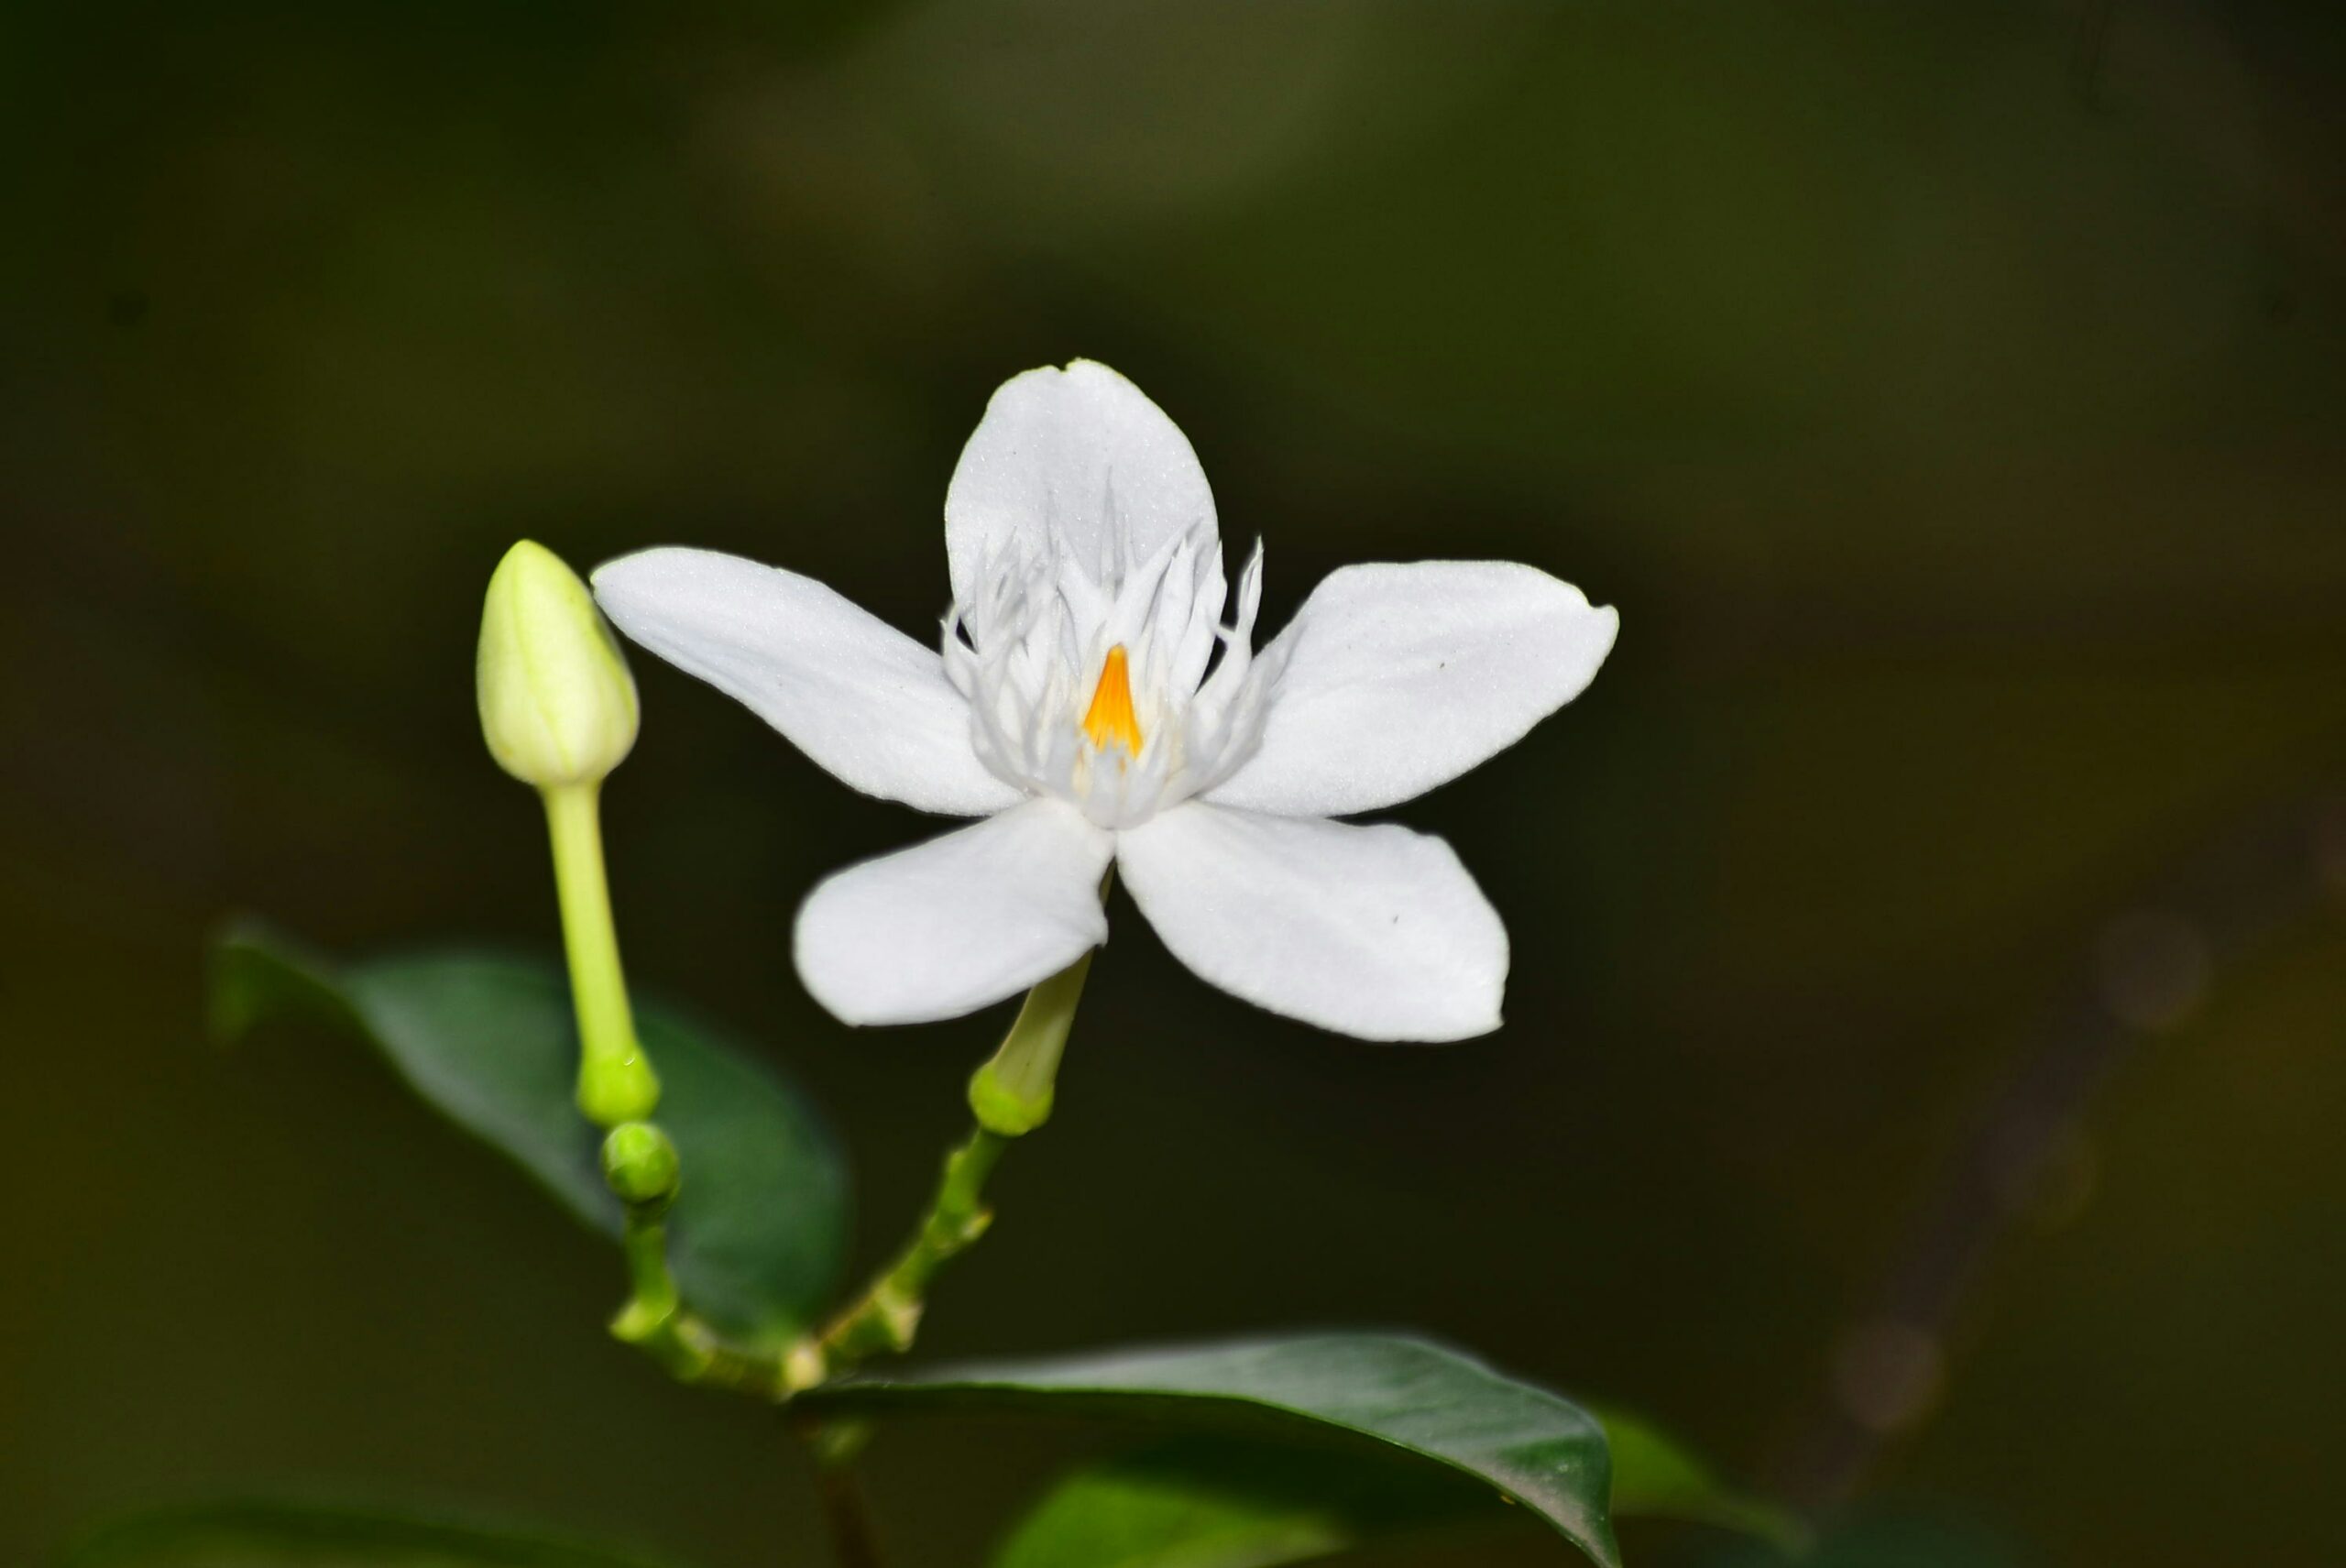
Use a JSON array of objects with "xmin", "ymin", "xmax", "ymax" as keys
[
  {"xmin": 968, "ymin": 949, "xmax": 1092, "ymax": 1135},
  {"xmin": 544, "ymin": 781, "xmax": 660, "ymax": 1126},
  {"xmin": 581, "ymin": 950, "xmax": 1101, "ymax": 1399},
  {"xmin": 606, "ymin": 1215, "xmax": 800, "ymax": 1397},
  {"xmin": 804, "ymin": 946, "xmax": 1096, "ymax": 1378},
  {"xmin": 608, "ymin": 1204, "xmax": 707, "ymax": 1380},
  {"xmin": 816, "ymin": 1126, "xmax": 1008, "ymax": 1367}
]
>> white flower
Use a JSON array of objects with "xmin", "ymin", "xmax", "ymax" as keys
[{"xmin": 592, "ymin": 362, "xmax": 1617, "ymax": 1042}]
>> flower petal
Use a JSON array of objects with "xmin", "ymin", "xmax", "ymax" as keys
[
  {"xmin": 594, "ymin": 547, "xmax": 1022, "ymax": 816},
  {"xmin": 795, "ymin": 798, "xmax": 1113, "ymax": 1026},
  {"xmin": 1117, "ymin": 803, "xmax": 1506, "ymax": 1042},
  {"xmin": 945, "ymin": 361, "xmax": 1217, "ymax": 609},
  {"xmin": 1205, "ymin": 562, "xmax": 1617, "ymax": 817}
]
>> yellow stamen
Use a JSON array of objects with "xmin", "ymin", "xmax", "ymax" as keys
[{"xmin": 1081, "ymin": 644, "xmax": 1144, "ymax": 755}]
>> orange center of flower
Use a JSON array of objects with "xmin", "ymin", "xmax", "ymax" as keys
[{"xmin": 1081, "ymin": 644, "xmax": 1144, "ymax": 755}]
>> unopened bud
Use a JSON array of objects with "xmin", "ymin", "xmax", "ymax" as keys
[
  {"xmin": 477, "ymin": 541, "xmax": 640, "ymax": 789},
  {"xmin": 602, "ymin": 1121, "xmax": 681, "ymax": 1209}
]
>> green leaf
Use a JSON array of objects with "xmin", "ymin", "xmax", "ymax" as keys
[
  {"xmin": 58, "ymin": 1500, "xmax": 682, "ymax": 1568},
  {"xmin": 209, "ymin": 920, "xmax": 848, "ymax": 1344},
  {"xmin": 990, "ymin": 1437, "xmax": 1496, "ymax": 1568},
  {"xmin": 987, "ymin": 1408, "xmax": 1797, "ymax": 1568},
  {"xmin": 1590, "ymin": 1404, "xmax": 1803, "ymax": 1547},
  {"xmin": 800, "ymin": 1332, "xmax": 1620, "ymax": 1568}
]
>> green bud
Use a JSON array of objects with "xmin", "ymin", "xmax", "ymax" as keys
[
  {"xmin": 601, "ymin": 1121, "xmax": 681, "ymax": 1208},
  {"xmin": 477, "ymin": 540, "xmax": 639, "ymax": 789}
]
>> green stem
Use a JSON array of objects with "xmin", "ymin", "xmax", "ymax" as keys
[
  {"xmin": 621, "ymin": 1214, "xmax": 679, "ymax": 1320},
  {"xmin": 816, "ymin": 1127, "xmax": 1008, "ymax": 1368},
  {"xmin": 608, "ymin": 1205, "xmax": 802, "ymax": 1398},
  {"xmin": 543, "ymin": 781, "xmax": 658, "ymax": 1124},
  {"xmin": 804, "ymin": 947, "xmax": 1097, "ymax": 1379},
  {"xmin": 540, "ymin": 788, "xmax": 784, "ymax": 1394},
  {"xmin": 600, "ymin": 948, "xmax": 1099, "ymax": 1396},
  {"xmin": 604, "ymin": 1102, "xmax": 1026, "ymax": 1394},
  {"xmin": 607, "ymin": 1208, "xmax": 704, "ymax": 1380}
]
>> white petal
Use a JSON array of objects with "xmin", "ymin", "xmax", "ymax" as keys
[
  {"xmin": 1205, "ymin": 562, "xmax": 1617, "ymax": 818},
  {"xmin": 945, "ymin": 361, "xmax": 1217, "ymax": 610},
  {"xmin": 1117, "ymin": 803, "xmax": 1506, "ymax": 1042},
  {"xmin": 595, "ymin": 547, "xmax": 1022, "ymax": 817},
  {"xmin": 795, "ymin": 798, "xmax": 1112, "ymax": 1025}
]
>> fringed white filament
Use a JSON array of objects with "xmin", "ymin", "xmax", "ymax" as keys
[{"xmin": 940, "ymin": 521, "xmax": 1282, "ymax": 828}]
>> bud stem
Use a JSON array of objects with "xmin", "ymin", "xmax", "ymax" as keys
[
  {"xmin": 806, "ymin": 946, "xmax": 1094, "ymax": 1379},
  {"xmin": 620, "ymin": 1212, "xmax": 681, "ymax": 1321},
  {"xmin": 543, "ymin": 780, "xmax": 659, "ymax": 1125},
  {"xmin": 598, "ymin": 943, "xmax": 1099, "ymax": 1399},
  {"xmin": 608, "ymin": 1208, "xmax": 714, "ymax": 1382},
  {"xmin": 814, "ymin": 1125, "xmax": 1007, "ymax": 1369},
  {"xmin": 967, "ymin": 950, "xmax": 1092, "ymax": 1135}
]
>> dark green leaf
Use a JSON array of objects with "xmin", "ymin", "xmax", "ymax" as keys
[
  {"xmin": 58, "ymin": 1500, "xmax": 682, "ymax": 1568},
  {"xmin": 210, "ymin": 920, "xmax": 848, "ymax": 1344},
  {"xmin": 801, "ymin": 1332, "xmax": 1620, "ymax": 1567},
  {"xmin": 989, "ymin": 1437, "xmax": 1496, "ymax": 1568},
  {"xmin": 987, "ymin": 1408, "xmax": 1795, "ymax": 1568}
]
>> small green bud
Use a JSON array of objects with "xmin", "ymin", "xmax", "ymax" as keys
[
  {"xmin": 601, "ymin": 1121, "xmax": 681, "ymax": 1208},
  {"xmin": 477, "ymin": 540, "xmax": 639, "ymax": 789}
]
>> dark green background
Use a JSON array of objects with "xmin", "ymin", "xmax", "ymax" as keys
[{"xmin": 5, "ymin": 2, "xmax": 2342, "ymax": 1564}]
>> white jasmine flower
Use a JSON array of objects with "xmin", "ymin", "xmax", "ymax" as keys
[{"xmin": 593, "ymin": 362, "xmax": 1616, "ymax": 1041}]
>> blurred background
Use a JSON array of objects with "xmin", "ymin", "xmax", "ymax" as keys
[{"xmin": 5, "ymin": 1, "xmax": 2343, "ymax": 1563}]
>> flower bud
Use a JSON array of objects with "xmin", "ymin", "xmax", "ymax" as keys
[
  {"xmin": 601, "ymin": 1120, "xmax": 681, "ymax": 1209},
  {"xmin": 477, "ymin": 540, "xmax": 639, "ymax": 789}
]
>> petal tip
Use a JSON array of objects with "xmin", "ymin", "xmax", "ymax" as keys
[
  {"xmin": 585, "ymin": 545, "xmax": 684, "ymax": 606},
  {"xmin": 1398, "ymin": 992, "xmax": 1506, "ymax": 1044}
]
